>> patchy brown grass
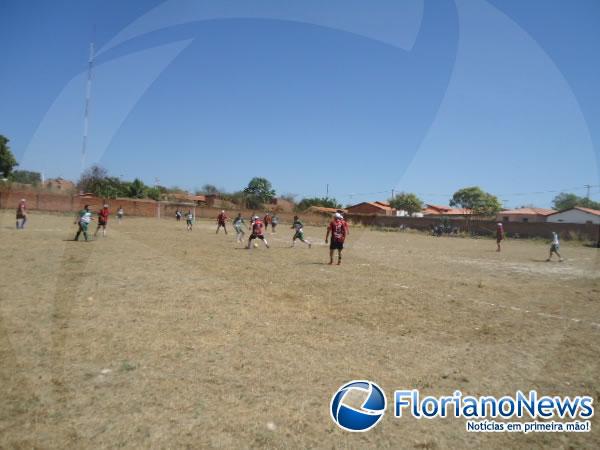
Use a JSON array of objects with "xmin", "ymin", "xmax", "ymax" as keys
[{"xmin": 1, "ymin": 210, "xmax": 599, "ymax": 449}]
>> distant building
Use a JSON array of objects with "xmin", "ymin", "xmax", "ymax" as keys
[
  {"xmin": 396, "ymin": 210, "xmax": 424, "ymax": 217},
  {"xmin": 189, "ymin": 195, "xmax": 207, "ymax": 206},
  {"xmin": 346, "ymin": 201, "xmax": 395, "ymax": 216},
  {"xmin": 496, "ymin": 207, "xmax": 556, "ymax": 223},
  {"xmin": 546, "ymin": 207, "xmax": 600, "ymax": 225},
  {"xmin": 44, "ymin": 177, "xmax": 75, "ymax": 192},
  {"xmin": 422, "ymin": 204, "xmax": 472, "ymax": 217}
]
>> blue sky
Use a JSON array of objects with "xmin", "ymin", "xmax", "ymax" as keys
[{"xmin": 1, "ymin": 0, "xmax": 599, "ymax": 208}]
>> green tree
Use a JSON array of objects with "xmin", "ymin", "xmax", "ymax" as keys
[
  {"xmin": 9, "ymin": 170, "xmax": 42, "ymax": 185},
  {"xmin": 388, "ymin": 192, "xmax": 423, "ymax": 215},
  {"xmin": 450, "ymin": 186, "xmax": 501, "ymax": 216},
  {"xmin": 128, "ymin": 178, "xmax": 147, "ymax": 198},
  {"xmin": 77, "ymin": 165, "xmax": 109, "ymax": 193},
  {"xmin": 552, "ymin": 192, "xmax": 600, "ymax": 211},
  {"xmin": 198, "ymin": 184, "xmax": 219, "ymax": 195},
  {"xmin": 0, "ymin": 135, "xmax": 18, "ymax": 177},
  {"xmin": 296, "ymin": 197, "xmax": 341, "ymax": 211},
  {"xmin": 243, "ymin": 177, "xmax": 276, "ymax": 206}
]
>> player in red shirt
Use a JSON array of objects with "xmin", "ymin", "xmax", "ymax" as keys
[
  {"xmin": 325, "ymin": 213, "xmax": 348, "ymax": 265},
  {"xmin": 95, "ymin": 204, "xmax": 110, "ymax": 237},
  {"xmin": 247, "ymin": 216, "xmax": 270, "ymax": 249},
  {"xmin": 216, "ymin": 210, "xmax": 229, "ymax": 234}
]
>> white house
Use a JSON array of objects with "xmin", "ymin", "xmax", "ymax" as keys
[
  {"xmin": 496, "ymin": 207, "xmax": 555, "ymax": 223},
  {"xmin": 546, "ymin": 207, "xmax": 600, "ymax": 225}
]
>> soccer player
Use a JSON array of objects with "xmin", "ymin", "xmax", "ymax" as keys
[
  {"xmin": 16, "ymin": 198, "xmax": 27, "ymax": 229},
  {"xmin": 216, "ymin": 210, "xmax": 228, "ymax": 234},
  {"xmin": 247, "ymin": 216, "xmax": 269, "ymax": 249},
  {"xmin": 496, "ymin": 222, "xmax": 505, "ymax": 252},
  {"xmin": 271, "ymin": 214, "xmax": 279, "ymax": 232},
  {"xmin": 186, "ymin": 210, "xmax": 194, "ymax": 231},
  {"xmin": 325, "ymin": 212, "xmax": 348, "ymax": 265},
  {"xmin": 94, "ymin": 204, "xmax": 110, "ymax": 237},
  {"xmin": 263, "ymin": 213, "xmax": 272, "ymax": 232},
  {"xmin": 547, "ymin": 231, "xmax": 563, "ymax": 262},
  {"xmin": 117, "ymin": 206, "xmax": 124, "ymax": 224},
  {"xmin": 175, "ymin": 209, "xmax": 182, "ymax": 221},
  {"xmin": 233, "ymin": 213, "xmax": 247, "ymax": 243},
  {"xmin": 74, "ymin": 205, "xmax": 93, "ymax": 241},
  {"xmin": 291, "ymin": 215, "xmax": 311, "ymax": 248}
]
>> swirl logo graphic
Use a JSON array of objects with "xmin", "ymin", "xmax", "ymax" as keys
[{"xmin": 330, "ymin": 380, "xmax": 387, "ymax": 432}]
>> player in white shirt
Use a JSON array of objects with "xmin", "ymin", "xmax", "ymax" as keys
[{"xmin": 546, "ymin": 231, "xmax": 563, "ymax": 262}]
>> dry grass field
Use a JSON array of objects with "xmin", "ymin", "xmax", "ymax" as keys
[{"xmin": 1, "ymin": 210, "xmax": 599, "ymax": 449}]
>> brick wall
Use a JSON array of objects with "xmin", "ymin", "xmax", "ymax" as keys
[
  {"xmin": 0, "ymin": 189, "xmax": 332, "ymax": 226},
  {"xmin": 349, "ymin": 213, "xmax": 600, "ymax": 244}
]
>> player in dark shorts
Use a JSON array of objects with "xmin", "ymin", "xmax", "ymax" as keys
[
  {"xmin": 216, "ymin": 210, "xmax": 228, "ymax": 234},
  {"xmin": 94, "ymin": 204, "xmax": 110, "ymax": 237},
  {"xmin": 74, "ymin": 205, "xmax": 93, "ymax": 241},
  {"xmin": 325, "ymin": 213, "xmax": 348, "ymax": 265},
  {"xmin": 247, "ymin": 216, "xmax": 270, "ymax": 249},
  {"xmin": 496, "ymin": 222, "xmax": 505, "ymax": 252}
]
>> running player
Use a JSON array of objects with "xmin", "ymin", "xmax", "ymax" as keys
[
  {"xmin": 233, "ymin": 213, "xmax": 247, "ymax": 243},
  {"xmin": 117, "ymin": 206, "xmax": 124, "ymax": 224},
  {"xmin": 271, "ymin": 214, "xmax": 279, "ymax": 232},
  {"xmin": 547, "ymin": 231, "xmax": 563, "ymax": 262},
  {"xmin": 175, "ymin": 209, "xmax": 182, "ymax": 221},
  {"xmin": 16, "ymin": 198, "xmax": 27, "ymax": 229},
  {"xmin": 247, "ymin": 215, "xmax": 269, "ymax": 249},
  {"xmin": 186, "ymin": 210, "xmax": 194, "ymax": 231},
  {"xmin": 94, "ymin": 204, "xmax": 110, "ymax": 237},
  {"xmin": 291, "ymin": 215, "xmax": 311, "ymax": 248},
  {"xmin": 325, "ymin": 212, "xmax": 348, "ymax": 265},
  {"xmin": 496, "ymin": 222, "xmax": 505, "ymax": 252},
  {"xmin": 216, "ymin": 210, "xmax": 228, "ymax": 234},
  {"xmin": 74, "ymin": 205, "xmax": 93, "ymax": 241}
]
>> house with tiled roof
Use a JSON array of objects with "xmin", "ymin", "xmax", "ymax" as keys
[
  {"xmin": 346, "ymin": 201, "xmax": 395, "ymax": 216},
  {"xmin": 546, "ymin": 206, "xmax": 600, "ymax": 225},
  {"xmin": 496, "ymin": 207, "xmax": 556, "ymax": 223},
  {"xmin": 422, "ymin": 204, "xmax": 472, "ymax": 217}
]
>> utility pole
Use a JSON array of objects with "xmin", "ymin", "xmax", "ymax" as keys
[
  {"xmin": 326, "ymin": 184, "xmax": 329, "ymax": 198},
  {"xmin": 391, "ymin": 189, "xmax": 395, "ymax": 199},
  {"xmin": 584, "ymin": 184, "xmax": 591, "ymax": 200},
  {"xmin": 81, "ymin": 40, "xmax": 95, "ymax": 174}
]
